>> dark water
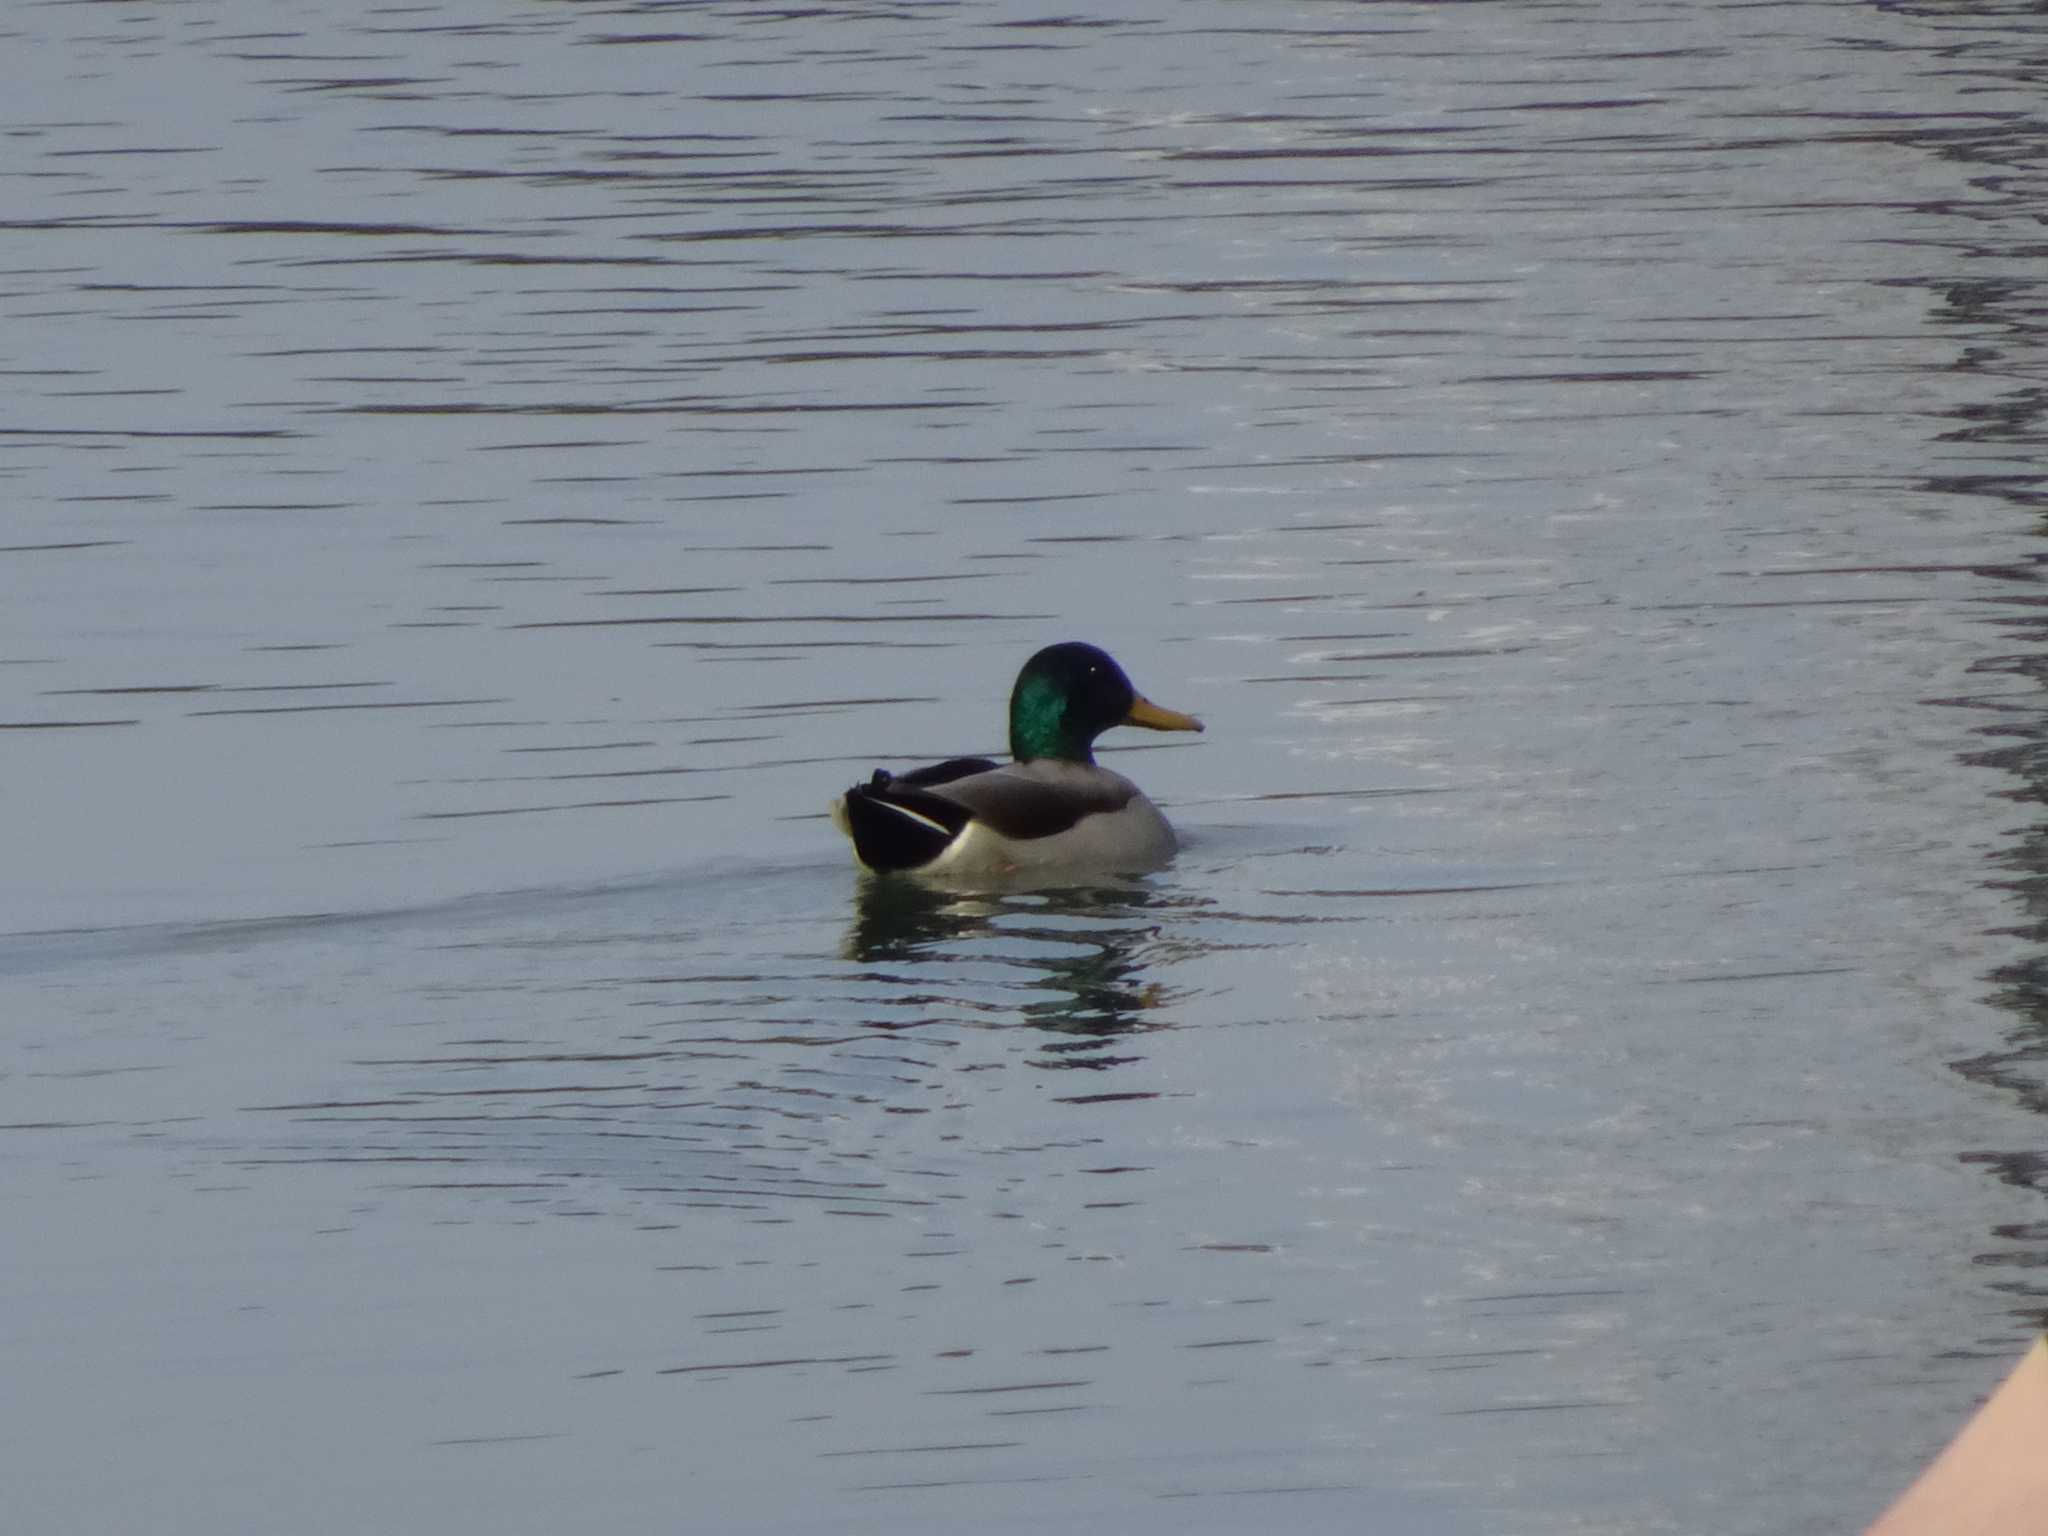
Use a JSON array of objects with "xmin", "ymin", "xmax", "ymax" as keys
[{"xmin": 6, "ymin": 3, "xmax": 2048, "ymax": 1532}]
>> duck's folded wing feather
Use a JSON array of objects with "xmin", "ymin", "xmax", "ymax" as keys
[
  {"xmin": 892, "ymin": 756, "xmax": 1000, "ymax": 789},
  {"xmin": 932, "ymin": 767, "xmax": 1136, "ymax": 842}
]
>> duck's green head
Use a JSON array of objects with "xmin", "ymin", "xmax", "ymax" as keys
[{"xmin": 1008, "ymin": 641, "xmax": 1204, "ymax": 763}]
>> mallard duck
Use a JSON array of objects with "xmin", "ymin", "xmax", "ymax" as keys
[{"xmin": 832, "ymin": 641, "xmax": 1203, "ymax": 878}]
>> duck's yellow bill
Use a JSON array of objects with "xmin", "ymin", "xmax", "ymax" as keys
[{"xmin": 1124, "ymin": 694, "xmax": 1204, "ymax": 733}]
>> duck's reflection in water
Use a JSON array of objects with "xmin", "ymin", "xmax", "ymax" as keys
[{"xmin": 844, "ymin": 873, "xmax": 1182, "ymax": 1061}]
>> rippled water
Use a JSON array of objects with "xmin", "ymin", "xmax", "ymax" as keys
[{"xmin": 7, "ymin": 3, "xmax": 2048, "ymax": 1532}]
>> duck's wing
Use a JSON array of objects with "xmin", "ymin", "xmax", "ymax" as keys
[
  {"xmin": 893, "ymin": 756, "xmax": 1001, "ymax": 789},
  {"xmin": 927, "ymin": 762, "xmax": 1137, "ymax": 843}
]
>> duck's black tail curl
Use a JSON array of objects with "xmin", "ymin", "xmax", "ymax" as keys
[{"xmin": 839, "ymin": 763, "xmax": 990, "ymax": 872}]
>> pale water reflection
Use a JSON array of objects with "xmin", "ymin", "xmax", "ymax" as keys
[{"xmin": 7, "ymin": 2, "xmax": 2048, "ymax": 1533}]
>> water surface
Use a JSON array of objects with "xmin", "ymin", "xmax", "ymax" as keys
[{"xmin": 6, "ymin": 4, "xmax": 2048, "ymax": 1532}]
